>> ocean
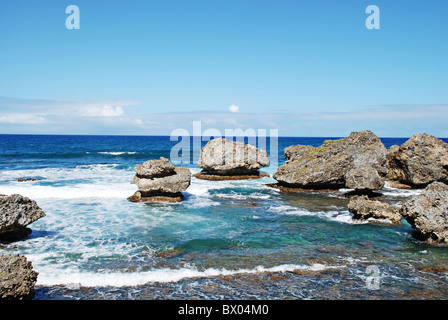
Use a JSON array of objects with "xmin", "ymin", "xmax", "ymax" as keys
[{"xmin": 1, "ymin": 134, "xmax": 447, "ymax": 300}]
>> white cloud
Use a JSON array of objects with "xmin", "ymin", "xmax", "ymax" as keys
[
  {"xmin": 0, "ymin": 114, "xmax": 48, "ymax": 124},
  {"xmin": 1, "ymin": 96, "xmax": 447, "ymax": 138},
  {"xmin": 0, "ymin": 96, "xmax": 139, "ymax": 116},
  {"xmin": 78, "ymin": 105, "xmax": 124, "ymax": 117},
  {"xmin": 229, "ymin": 105, "xmax": 239, "ymax": 113}
]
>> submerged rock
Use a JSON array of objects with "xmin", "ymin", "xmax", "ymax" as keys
[
  {"xmin": 273, "ymin": 131, "xmax": 387, "ymax": 191},
  {"xmin": 17, "ymin": 178, "xmax": 42, "ymax": 182},
  {"xmin": 348, "ymin": 195, "xmax": 401, "ymax": 224},
  {"xmin": 386, "ymin": 133, "xmax": 448, "ymax": 187},
  {"xmin": 196, "ymin": 138, "xmax": 269, "ymax": 179},
  {"xmin": 0, "ymin": 254, "xmax": 38, "ymax": 300},
  {"xmin": 265, "ymin": 183, "xmax": 338, "ymax": 194},
  {"xmin": 194, "ymin": 171, "xmax": 270, "ymax": 180},
  {"xmin": 128, "ymin": 191, "xmax": 186, "ymax": 203},
  {"xmin": 400, "ymin": 182, "xmax": 448, "ymax": 245},
  {"xmin": 0, "ymin": 194, "xmax": 46, "ymax": 241},
  {"xmin": 128, "ymin": 157, "xmax": 191, "ymax": 202}
]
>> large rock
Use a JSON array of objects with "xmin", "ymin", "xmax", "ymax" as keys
[
  {"xmin": 196, "ymin": 138, "xmax": 269, "ymax": 179},
  {"xmin": 128, "ymin": 157, "xmax": 191, "ymax": 202},
  {"xmin": 400, "ymin": 182, "xmax": 448, "ymax": 245},
  {"xmin": 348, "ymin": 195, "xmax": 401, "ymax": 224},
  {"xmin": 0, "ymin": 254, "xmax": 38, "ymax": 300},
  {"xmin": 386, "ymin": 133, "xmax": 448, "ymax": 187},
  {"xmin": 134, "ymin": 157, "xmax": 176, "ymax": 177},
  {"xmin": 132, "ymin": 167, "xmax": 191, "ymax": 194},
  {"xmin": 273, "ymin": 131, "xmax": 387, "ymax": 191},
  {"xmin": 0, "ymin": 194, "xmax": 46, "ymax": 241}
]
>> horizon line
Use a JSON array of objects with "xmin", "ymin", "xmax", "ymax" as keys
[{"xmin": 1, "ymin": 133, "xmax": 447, "ymax": 139}]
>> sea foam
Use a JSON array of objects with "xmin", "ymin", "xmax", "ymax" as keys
[
  {"xmin": 34, "ymin": 263, "xmax": 340, "ymax": 287},
  {"xmin": 0, "ymin": 165, "xmax": 135, "ymax": 199}
]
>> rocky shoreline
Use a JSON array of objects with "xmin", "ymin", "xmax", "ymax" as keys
[
  {"xmin": 271, "ymin": 131, "xmax": 448, "ymax": 244},
  {"xmin": 123, "ymin": 132, "xmax": 448, "ymax": 245},
  {"xmin": 0, "ymin": 194, "xmax": 45, "ymax": 299},
  {"xmin": 0, "ymin": 254, "xmax": 38, "ymax": 300},
  {"xmin": 1, "ymin": 131, "xmax": 448, "ymax": 299}
]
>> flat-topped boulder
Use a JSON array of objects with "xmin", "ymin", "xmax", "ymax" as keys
[
  {"xmin": 195, "ymin": 138, "xmax": 269, "ymax": 180},
  {"xmin": 348, "ymin": 195, "xmax": 401, "ymax": 224},
  {"xmin": 400, "ymin": 181, "xmax": 448, "ymax": 245},
  {"xmin": 0, "ymin": 194, "xmax": 46, "ymax": 241},
  {"xmin": 386, "ymin": 133, "xmax": 448, "ymax": 188},
  {"xmin": 0, "ymin": 254, "xmax": 38, "ymax": 300},
  {"xmin": 128, "ymin": 157, "xmax": 191, "ymax": 203},
  {"xmin": 272, "ymin": 131, "xmax": 387, "ymax": 192}
]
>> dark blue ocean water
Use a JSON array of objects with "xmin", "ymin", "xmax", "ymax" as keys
[
  {"xmin": 0, "ymin": 134, "xmax": 447, "ymax": 300},
  {"xmin": 0, "ymin": 134, "xmax": 425, "ymax": 171}
]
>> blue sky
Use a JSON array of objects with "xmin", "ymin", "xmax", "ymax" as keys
[{"xmin": 0, "ymin": 0, "xmax": 447, "ymax": 137}]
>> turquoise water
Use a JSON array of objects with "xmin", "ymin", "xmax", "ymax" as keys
[{"xmin": 0, "ymin": 135, "xmax": 447, "ymax": 299}]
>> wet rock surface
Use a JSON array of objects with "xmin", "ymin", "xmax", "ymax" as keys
[{"xmin": 348, "ymin": 195, "xmax": 401, "ymax": 224}]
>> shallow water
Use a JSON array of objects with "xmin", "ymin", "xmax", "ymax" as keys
[{"xmin": 0, "ymin": 135, "xmax": 447, "ymax": 300}]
